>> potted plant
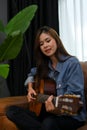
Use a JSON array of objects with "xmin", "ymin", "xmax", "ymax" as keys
[{"xmin": 0, "ymin": 4, "xmax": 38, "ymax": 79}]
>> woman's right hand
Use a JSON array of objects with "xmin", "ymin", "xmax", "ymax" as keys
[{"xmin": 27, "ymin": 83, "xmax": 37, "ymax": 102}]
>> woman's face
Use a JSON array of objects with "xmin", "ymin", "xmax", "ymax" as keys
[{"xmin": 39, "ymin": 33, "xmax": 57, "ymax": 57}]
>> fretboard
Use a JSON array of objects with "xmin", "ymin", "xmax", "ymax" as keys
[{"xmin": 36, "ymin": 93, "xmax": 56, "ymax": 106}]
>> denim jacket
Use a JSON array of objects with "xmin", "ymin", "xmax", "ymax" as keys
[{"xmin": 24, "ymin": 56, "xmax": 87, "ymax": 122}]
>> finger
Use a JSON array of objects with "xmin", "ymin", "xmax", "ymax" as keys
[{"xmin": 47, "ymin": 95, "xmax": 54, "ymax": 102}]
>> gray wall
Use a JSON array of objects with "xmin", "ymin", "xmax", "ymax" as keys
[
  {"xmin": 0, "ymin": 0, "xmax": 10, "ymax": 97},
  {"xmin": 0, "ymin": 0, "xmax": 7, "ymax": 25},
  {"xmin": 0, "ymin": 0, "xmax": 8, "ymax": 43}
]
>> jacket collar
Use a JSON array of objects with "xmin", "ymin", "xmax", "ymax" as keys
[{"xmin": 49, "ymin": 55, "xmax": 70, "ymax": 73}]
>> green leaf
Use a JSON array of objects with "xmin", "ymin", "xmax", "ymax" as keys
[
  {"xmin": 0, "ymin": 31, "xmax": 23, "ymax": 61},
  {"xmin": 0, "ymin": 4, "xmax": 38, "ymax": 79},
  {"xmin": 0, "ymin": 20, "xmax": 5, "ymax": 33},
  {"xmin": 0, "ymin": 64, "xmax": 9, "ymax": 78},
  {"xmin": 5, "ymin": 5, "xmax": 38, "ymax": 35}
]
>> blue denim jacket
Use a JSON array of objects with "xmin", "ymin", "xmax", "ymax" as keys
[{"xmin": 24, "ymin": 56, "xmax": 87, "ymax": 122}]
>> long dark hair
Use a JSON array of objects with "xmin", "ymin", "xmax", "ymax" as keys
[{"xmin": 34, "ymin": 26, "xmax": 71, "ymax": 80}]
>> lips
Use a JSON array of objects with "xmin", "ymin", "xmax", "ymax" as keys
[{"xmin": 45, "ymin": 48, "xmax": 51, "ymax": 53}]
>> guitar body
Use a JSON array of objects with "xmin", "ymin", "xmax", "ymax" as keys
[
  {"xmin": 29, "ymin": 78, "xmax": 83, "ymax": 116},
  {"xmin": 29, "ymin": 78, "xmax": 56, "ymax": 116}
]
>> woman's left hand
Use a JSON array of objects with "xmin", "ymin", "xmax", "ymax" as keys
[{"xmin": 45, "ymin": 95, "xmax": 55, "ymax": 112}]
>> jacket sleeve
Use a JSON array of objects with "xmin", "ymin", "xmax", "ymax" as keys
[
  {"xmin": 24, "ymin": 67, "xmax": 37, "ymax": 86},
  {"xmin": 64, "ymin": 60, "xmax": 84, "ymax": 98}
]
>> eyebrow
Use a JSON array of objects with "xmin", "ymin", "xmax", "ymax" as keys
[{"xmin": 40, "ymin": 37, "xmax": 50, "ymax": 43}]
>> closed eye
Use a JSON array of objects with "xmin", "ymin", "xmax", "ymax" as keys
[
  {"xmin": 40, "ymin": 42, "xmax": 43, "ymax": 46},
  {"xmin": 45, "ymin": 38, "xmax": 51, "ymax": 43},
  {"xmin": 46, "ymin": 39, "xmax": 50, "ymax": 43}
]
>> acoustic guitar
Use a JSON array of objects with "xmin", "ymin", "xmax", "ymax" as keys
[{"xmin": 29, "ymin": 78, "xmax": 83, "ymax": 116}]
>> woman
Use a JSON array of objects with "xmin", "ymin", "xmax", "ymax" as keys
[{"xmin": 6, "ymin": 26, "xmax": 86, "ymax": 130}]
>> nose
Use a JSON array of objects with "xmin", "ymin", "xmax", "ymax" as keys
[{"xmin": 43, "ymin": 42, "xmax": 48, "ymax": 48}]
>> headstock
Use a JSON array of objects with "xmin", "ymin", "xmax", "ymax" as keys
[{"xmin": 52, "ymin": 94, "xmax": 83, "ymax": 115}]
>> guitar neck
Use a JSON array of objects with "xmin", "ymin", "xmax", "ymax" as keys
[
  {"xmin": 33, "ymin": 93, "xmax": 83, "ymax": 115},
  {"xmin": 36, "ymin": 93, "xmax": 83, "ymax": 109},
  {"xmin": 36, "ymin": 93, "xmax": 56, "ymax": 105}
]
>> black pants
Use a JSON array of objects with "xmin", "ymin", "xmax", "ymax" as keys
[{"xmin": 6, "ymin": 106, "xmax": 85, "ymax": 130}]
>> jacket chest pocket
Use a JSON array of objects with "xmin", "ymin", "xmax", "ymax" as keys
[{"xmin": 56, "ymin": 81, "xmax": 67, "ymax": 95}]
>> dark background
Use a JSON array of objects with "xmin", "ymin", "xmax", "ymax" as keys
[{"xmin": 6, "ymin": 0, "xmax": 59, "ymax": 96}]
